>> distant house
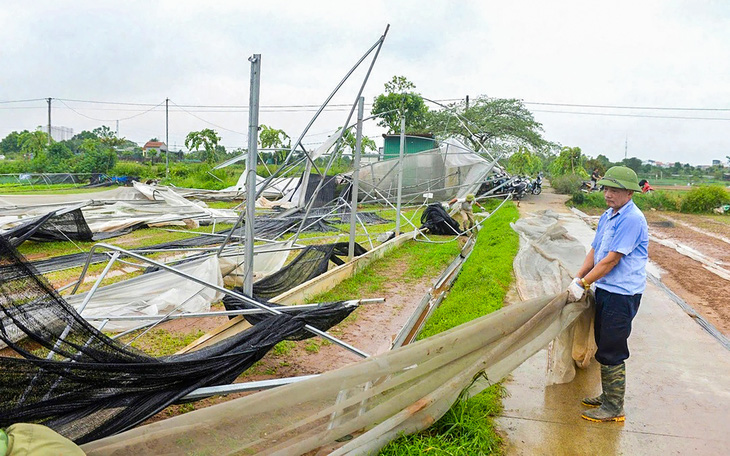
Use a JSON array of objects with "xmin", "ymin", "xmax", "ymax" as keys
[{"xmin": 142, "ymin": 141, "xmax": 168, "ymax": 157}]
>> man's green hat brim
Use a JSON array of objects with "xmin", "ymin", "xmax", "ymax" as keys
[
  {"xmin": 597, "ymin": 166, "xmax": 643, "ymax": 192},
  {"xmin": 596, "ymin": 177, "xmax": 642, "ymax": 192}
]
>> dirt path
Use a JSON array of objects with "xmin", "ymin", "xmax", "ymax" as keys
[{"xmin": 533, "ymin": 185, "xmax": 730, "ymax": 338}]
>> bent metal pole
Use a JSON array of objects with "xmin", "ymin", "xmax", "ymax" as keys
[{"xmin": 83, "ymin": 243, "xmax": 370, "ymax": 358}]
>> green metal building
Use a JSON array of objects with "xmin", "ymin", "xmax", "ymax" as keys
[{"xmin": 381, "ymin": 134, "xmax": 436, "ymax": 161}]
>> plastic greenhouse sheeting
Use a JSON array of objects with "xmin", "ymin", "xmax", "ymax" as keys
[
  {"xmin": 80, "ymin": 212, "xmax": 596, "ymax": 456},
  {"xmin": 511, "ymin": 210, "xmax": 597, "ymax": 385},
  {"xmin": 355, "ymin": 138, "xmax": 495, "ymax": 204}
]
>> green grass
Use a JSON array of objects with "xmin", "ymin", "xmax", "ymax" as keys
[
  {"xmin": 0, "ymin": 183, "xmax": 116, "ymax": 194},
  {"xmin": 306, "ymin": 238, "xmax": 461, "ymax": 304},
  {"xmin": 381, "ymin": 203, "xmax": 520, "ymax": 456},
  {"xmin": 126, "ymin": 329, "xmax": 206, "ymax": 357},
  {"xmin": 17, "ymin": 223, "xmax": 235, "ymax": 259}
]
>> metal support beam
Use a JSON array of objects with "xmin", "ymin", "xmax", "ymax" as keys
[
  {"xmin": 348, "ymin": 96, "xmax": 364, "ymax": 260},
  {"xmin": 244, "ymin": 53, "xmax": 261, "ymax": 296},
  {"xmin": 395, "ymin": 114, "xmax": 405, "ymax": 235},
  {"xmin": 181, "ymin": 375, "xmax": 318, "ymax": 400},
  {"xmin": 84, "ymin": 298, "xmax": 385, "ymax": 321},
  {"xmin": 165, "ymin": 97, "xmax": 169, "ymax": 177},
  {"xmin": 78, "ymin": 243, "xmax": 370, "ymax": 358}
]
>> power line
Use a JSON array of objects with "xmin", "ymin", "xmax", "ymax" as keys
[
  {"xmin": 0, "ymin": 98, "xmax": 47, "ymax": 104},
  {"xmin": 57, "ymin": 99, "xmax": 166, "ymax": 122},
  {"xmin": 532, "ymin": 108, "xmax": 730, "ymax": 121},
  {"xmin": 168, "ymin": 100, "xmax": 248, "ymax": 136},
  {"xmin": 524, "ymin": 100, "xmax": 730, "ymax": 112}
]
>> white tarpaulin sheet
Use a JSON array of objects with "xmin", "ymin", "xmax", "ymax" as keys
[{"xmin": 67, "ymin": 256, "xmax": 225, "ymax": 332}]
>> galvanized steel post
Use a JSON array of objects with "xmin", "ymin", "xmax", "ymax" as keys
[
  {"xmin": 395, "ymin": 114, "xmax": 405, "ymax": 235},
  {"xmin": 244, "ymin": 54, "xmax": 261, "ymax": 297},
  {"xmin": 348, "ymin": 96, "xmax": 364, "ymax": 260}
]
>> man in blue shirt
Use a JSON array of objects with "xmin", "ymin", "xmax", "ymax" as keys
[{"xmin": 567, "ymin": 166, "xmax": 649, "ymax": 423}]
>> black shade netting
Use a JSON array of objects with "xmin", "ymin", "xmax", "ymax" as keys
[
  {"xmin": 223, "ymin": 299, "xmax": 357, "ymax": 341},
  {"xmin": 26, "ymin": 214, "xmax": 334, "ymax": 274},
  {"xmin": 292, "ymin": 173, "xmax": 338, "ymax": 208},
  {"xmin": 0, "ymin": 235, "xmax": 357, "ymax": 444},
  {"xmin": 2, "ymin": 209, "xmax": 93, "ymax": 247},
  {"xmin": 223, "ymin": 242, "xmax": 367, "ymax": 302},
  {"xmin": 419, "ymin": 203, "xmax": 462, "ymax": 235}
]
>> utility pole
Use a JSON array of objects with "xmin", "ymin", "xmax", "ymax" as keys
[
  {"xmin": 165, "ymin": 98, "xmax": 170, "ymax": 177},
  {"xmin": 624, "ymin": 135, "xmax": 628, "ymax": 160},
  {"xmin": 465, "ymin": 95, "xmax": 469, "ymax": 110},
  {"xmin": 348, "ymin": 97, "xmax": 364, "ymax": 260},
  {"xmin": 395, "ymin": 114, "xmax": 405, "ymax": 236},
  {"xmin": 47, "ymin": 98, "xmax": 52, "ymax": 145},
  {"xmin": 115, "ymin": 120, "xmax": 119, "ymax": 136},
  {"xmin": 243, "ymin": 54, "xmax": 261, "ymax": 297}
]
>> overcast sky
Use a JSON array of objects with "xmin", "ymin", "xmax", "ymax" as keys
[{"xmin": 2, "ymin": 0, "xmax": 729, "ymax": 165}]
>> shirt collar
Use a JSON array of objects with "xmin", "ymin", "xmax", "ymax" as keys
[{"xmin": 606, "ymin": 199, "xmax": 634, "ymax": 218}]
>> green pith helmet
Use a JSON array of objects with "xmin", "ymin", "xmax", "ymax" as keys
[
  {"xmin": 597, "ymin": 166, "xmax": 642, "ymax": 192},
  {"xmin": 466, "ymin": 193, "xmax": 475, "ymax": 202}
]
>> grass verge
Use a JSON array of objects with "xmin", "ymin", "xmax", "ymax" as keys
[{"xmin": 380, "ymin": 202, "xmax": 520, "ymax": 456}]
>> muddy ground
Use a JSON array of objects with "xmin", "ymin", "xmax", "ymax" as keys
[{"xmin": 520, "ymin": 187, "xmax": 730, "ymax": 338}]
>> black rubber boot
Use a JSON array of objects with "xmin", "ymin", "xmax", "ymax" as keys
[{"xmin": 582, "ymin": 363, "xmax": 625, "ymax": 422}]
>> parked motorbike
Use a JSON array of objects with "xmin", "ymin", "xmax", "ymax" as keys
[
  {"xmin": 639, "ymin": 179, "xmax": 654, "ymax": 193},
  {"xmin": 477, "ymin": 172, "xmax": 511, "ymax": 195},
  {"xmin": 530, "ymin": 173, "xmax": 542, "ymax": 195},
  {"xmin": 580, "ymin": 180, "xmax": 603, "ymax": 193},
  {"xmin": 506, "ymin": 176, "xmax": 530, "ymax": 201}
]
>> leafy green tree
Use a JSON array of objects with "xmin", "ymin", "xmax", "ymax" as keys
[
  {"xmin": 336, "ymin": 126, "xmax": 376, "ymax": 154},
  {"xmin": 185, "ymin": 129, "xmax": 221, "ymax": 164},
  {"xmin": 425, "ymin": 96, "xmax": 550, "ymax": 153},
  {"xmin": 550, "ymin": 146, "xmax": 587, "ymax": 177},
  {"xmin": 371, "ymin": 76, "xmax": 429, "ymax": 133},
  {"xmin": 0, "ymin": 130, "xmax": 27, "ymax": 157},
  {"xmin": 41, "ymin": 142, "xmax": 74, "ymax": 172},
  {"xmin": 18, "ymin": 130, "xmax": 49, "ymax": 159},
  {"xmin": 72, "ymin": 130, "xmax": 99, "ymax": 141},
  {"xmin": 75, "ymin": 139, "xmax": 117, "ymax": 174},
  {"xmin": 92, "ymin": 125, "xmax": 127, "ymax": 147},
  {"xmin": 622, "ymin": 157, "xmax": 642, "ymax": 173},
  {"xmin": 259, "ymin": 125, "xmax": 291, "ymax": 164},
  {"xmin": 507, "ymin": 147, "xmax": 543, "ymax": 175}
]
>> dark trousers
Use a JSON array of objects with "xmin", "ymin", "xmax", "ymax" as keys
[{"xmin": 594, "ymin": 287, "xmax": 641, "ymax": 365}]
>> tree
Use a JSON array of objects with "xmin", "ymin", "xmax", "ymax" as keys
[
  {"xmin": 72, "ymin": 130, "xmax": 99, "ymax": 141},
  {"xmin": 425, "ymin": 96, "xmax": 551, "ymax": 154},
  {"xmin": 507, "ymin": 147, "xmax": 542, "ymax": 175},
  {"xmin": 185, "ymin": 129, "xmax": 221, "ymax": 164},
  {"xmin": 336, "ymin": 126, "xmax": 377, "ymax": 155},
  {"xmin": 371, "ymin": 76, "xmax": 428, "ymax": 133},
  {"xmin": 0, "ymin": 130, "xmax": 27, "ymax": 157},
  {"xmin": 550, "ymin": 146, "xmax": 587, "ymax": 177},
  {"xmin": 621, "ymin": 157, "xmax": 642, "ymax": 173},
  {"xmin": 75, "ymin": 139, "xmax": 117, "ymax": 174},
  {"xmin": 18, "ymin": 130, "xmax": 49, "ymax": 159},
  {"xmin": 45, "ymin": 142, "xmax": 73, "ymax": 172},
  {"xmin": 259, "ymin": 125, "xmax": 291, "ymax": 164},
  {"xmin": 92, "ymin": 125, "xmax": 127, "ymax": 147}
]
